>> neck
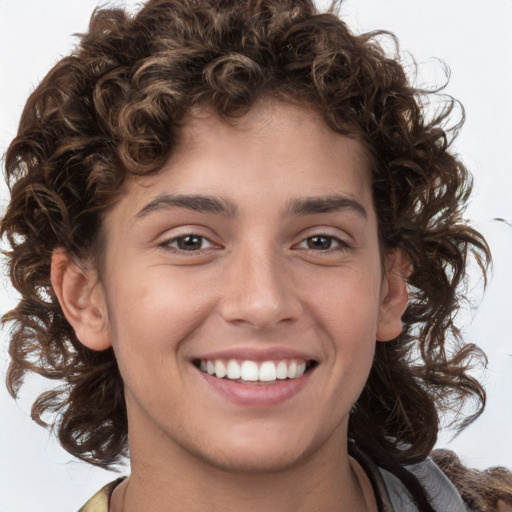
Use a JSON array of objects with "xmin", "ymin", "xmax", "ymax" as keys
[{"xmin": 111, "ymin": 422, "xmax": 370, "ymax": 512}]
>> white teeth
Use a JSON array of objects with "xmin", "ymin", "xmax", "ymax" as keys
[
  {"xmin": 214, "ymin": 360, "xmax": 226, "ymax": 378},
  {"xmin": 287, "ymin": 361, "xmax": 297, "ymax": 379},
  {"xmin": 276, "ymin": 361, "xmax": 288, "ymax": 380},
  {"xmin": 198, "ymin": 358, "xmax": 312, "ymax": 382},
  {"xmin": 226, "ymin": 359, "xmax": 241, "ymax": 379},
  {"xmin": 240, "ymin": 361, "xmax": 259, "ymax": 381},
  {"xmin": 259, "ymin": 361, "xmax": 277, "ymax": 382}
]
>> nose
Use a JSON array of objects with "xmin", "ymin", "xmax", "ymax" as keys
[{"xmin": 219, "ymin": 244, "xmax": 302, "ymax": 330}]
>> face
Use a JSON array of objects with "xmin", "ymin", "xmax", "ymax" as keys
[{"xmin": 75, "ymin": 102, "xmax": 406, "ymax": 473}]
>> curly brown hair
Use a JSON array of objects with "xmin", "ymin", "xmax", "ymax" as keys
[
  {"xmin": 432, "ymin": 449, "xmax": 512, "ymax": 511},
  {"xmin": 1, "ymin": 0, "xmax": 492, "ymax": 509}
]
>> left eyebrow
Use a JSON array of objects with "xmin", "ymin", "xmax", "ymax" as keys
[
  {"xmin": 285, "ymin": 195, "xmax": 368, "ymax": 219},
  {"xmin": 136, "ymin": 194, "xmax": 238, "ymax": 219}
]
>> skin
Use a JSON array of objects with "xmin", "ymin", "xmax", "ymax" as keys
[{"xmin": 52, "ymin": 101, "xmax": 409, "ymax": 511}]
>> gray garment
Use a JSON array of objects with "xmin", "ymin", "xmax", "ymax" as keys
[
  {"xmin": 379, "ymin": 458, "xmax": 469, "ymax": 512},
  {"xmin": 350, "ymin": 445, "xmax": 469, "ymax": 512}
]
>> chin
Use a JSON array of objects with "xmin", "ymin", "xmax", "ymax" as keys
[
  {"xmin": 201, "ymin": 447, "xmax": 308, "ymax": 475},
  {"xmin": 191, "ymin": 429, "xmax": 318, "ymax": 475}
]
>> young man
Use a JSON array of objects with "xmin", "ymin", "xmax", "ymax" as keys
[{"xmin": 1, "ymin": 0, "xmax": 511, "ymax": 510}]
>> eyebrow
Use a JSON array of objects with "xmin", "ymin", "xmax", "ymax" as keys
[
  {"xmin": 285, "ymin": 195, "xmax": 367, "ymax": 218},
  {"xmin": 136, "ymin": 193, "xmax": 367, "ymax": 220},
  {"xmin": 136, "ymin": 194, "xmax": 238, "ymax": 218}
]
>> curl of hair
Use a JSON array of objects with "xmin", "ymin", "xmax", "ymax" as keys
[
  {"xmin": 432, "ymin": 450, "xmax": 512, "ymax": 511},
  {"xmin": 1, "ymin": 0, "xmax": 492, "ymax": 508}
]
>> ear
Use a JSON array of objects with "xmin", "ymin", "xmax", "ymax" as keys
[
  {"xmin": 376, "ymin": 249, "xmax": 411, "ymax": 342},
  {"xmin": 51, "ymin": 248, "xmax": 111, "ymax": 351}
]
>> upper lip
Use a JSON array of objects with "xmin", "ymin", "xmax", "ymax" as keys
[{"xmin": 191, "ymin": 347, "xmax": 318, "ymax": 363}]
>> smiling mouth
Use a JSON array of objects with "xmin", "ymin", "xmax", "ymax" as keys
[{"xmin": 193, "ymin": 358, "xmax": 317, "ymax": 383}]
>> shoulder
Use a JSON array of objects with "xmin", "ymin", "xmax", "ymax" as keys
[
  {"xmin": 379, "ymin": 458, "xmax": 468, "ymax": 512},
  {"xmin": 78, "ymin": 478, "xmax": 126, "ymax": 512}
]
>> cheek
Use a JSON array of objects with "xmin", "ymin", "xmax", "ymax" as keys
[
  {"xmin": 105, "ymin": 268, "xmax": 215, "ymax": 362},
  {"xmin": 309, "ymin": 269, "xmax": 382, "ymax": 378},
  {"xmin": 311, "ymin": 269, "xmax": 383, "ymax": 331}
]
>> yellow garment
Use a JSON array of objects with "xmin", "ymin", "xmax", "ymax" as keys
[{"xmin": 78, "ymin": 478, "xmax": 125, "ymax": 512}]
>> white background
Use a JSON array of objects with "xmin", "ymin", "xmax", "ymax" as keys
[{"xmin": 0, "ymin": 1, "xmax": 511, "ymax": 510}]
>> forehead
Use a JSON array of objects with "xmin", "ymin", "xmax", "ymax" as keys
[
  {"xmin": 113, "ymin": 102, "xmax": 375, "ymax": 223},
  {"xmin": 147, "ymin": 102, "xmax": 371, "ymax": 195}
]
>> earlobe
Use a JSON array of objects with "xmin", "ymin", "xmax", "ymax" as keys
[
  {"xmin": 376, "ymin": 249, "xmax": 411, "ymax": 342},
  {"xmin": 51, "ymin": 248, "xmax": 111, "ymax": 351}
]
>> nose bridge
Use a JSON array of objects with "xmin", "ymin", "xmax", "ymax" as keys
[{"xmin": 219, "ymin": 238, "xmax": 300, "ymax": 329}]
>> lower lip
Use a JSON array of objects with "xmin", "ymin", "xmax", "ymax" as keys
[{"xmin": 197, "ymin": 368, "xmax": 312, "ymax": 406}]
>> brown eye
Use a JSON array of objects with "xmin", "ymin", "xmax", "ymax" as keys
[
  {"xmin": 306, "ymin": 235, "xmax": 335, "ymax": 250},
  {"xmin": 295, "ymin": 234, "xmax": 349, "ymax": 253},
  {"xmin": 177, "ymin": 235, "xmax": 203, "ymax": 250},
  {"xmin": 166, "ymin": 235, "xmax": 213, "ymax": 251}
]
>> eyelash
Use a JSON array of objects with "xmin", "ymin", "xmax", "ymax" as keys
[
  {"xmin": 161, "ymin": 234, "xmax": 217, "ymax": 253},
  {"xmin": 295, "ymin": 234, "xmax": 350, "ymax": 252},
  {"xmin": 160, "ymin": 233, "xmax": 349, "ymax": 254}
]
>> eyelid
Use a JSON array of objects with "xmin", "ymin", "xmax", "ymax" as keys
[
  {"xmin": 167, "ymin": 235, "xmax": 213, "ymax": 249},
  {"xmin": 292, "ymin": 224, "xmax": 353, "ymax": 247},
  {"xmin": 159, "ymin": 230, "xmax": 222, "ymax": 253},
  {"xmin": 294, "ymin": 234, "xmax": 350, "ymax": 251}
]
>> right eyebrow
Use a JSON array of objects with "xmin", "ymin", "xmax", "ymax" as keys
[
  {"xmin": 136, "ymin": 194, "xmax": 239, "ymax": 219},
  {"xmin": 285, "ymin": 195, "xmax": 368, "ymax": 219}
]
